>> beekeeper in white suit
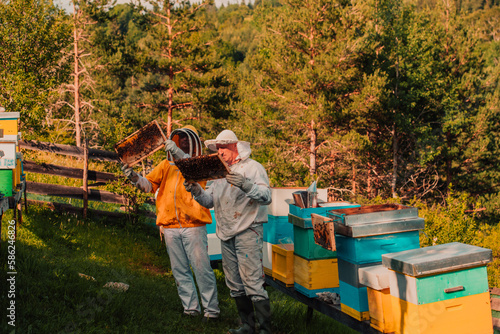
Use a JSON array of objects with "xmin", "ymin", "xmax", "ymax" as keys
[{"xmin": 184, "ymin": 130, "xmax": 272, "ymax": 334}]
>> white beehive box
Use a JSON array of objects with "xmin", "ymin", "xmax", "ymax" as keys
[{"xmin": 0, "ymin": 141, "xmax": 17, "ymax": 169}]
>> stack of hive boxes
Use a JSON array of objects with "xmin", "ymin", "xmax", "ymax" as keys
[
  {"xmin": 0, "ymin": 112, "xmax": 23, "ymax": 200},
  {"xmin": 328, "ymin": 204, "xmax": 424, "ymax": 322},
  {"xmin": 381, "ymin": 242, "xmax": 493, "ymax": 334},
  {"xmin": 288, "ymin": 201, "xmax": 360, "ymax": 298},
  {"xmin": 263, "ymin": 188, "xmax": 328, "ymax": 279}
]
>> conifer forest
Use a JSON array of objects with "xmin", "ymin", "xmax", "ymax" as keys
[{"xmin": 1, "ymin": 0, "xmax": 500, "ymax": 224}]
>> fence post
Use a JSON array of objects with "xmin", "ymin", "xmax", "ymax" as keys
[{"xmin": 83, "ymin": 139, "xmax": 89, "ymax": 219}]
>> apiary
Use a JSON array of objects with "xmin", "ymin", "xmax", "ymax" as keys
[
  {"xmin": 382, "ymin": 242, "xmax": 493, "ymax": 334},
  {"xmin": 175, "ymin": 153, "xmax": 230, "ymax": 182},
  {"xmin": 114, "ymin": 120, "xmax": 167, "ymax": 167}
]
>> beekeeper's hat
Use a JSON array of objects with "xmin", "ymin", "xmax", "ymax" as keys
[{"xmin": 204, "ymin": 130, "xmax": 251, "ymax": 161}]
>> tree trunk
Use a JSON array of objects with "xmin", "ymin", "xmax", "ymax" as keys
[
  {"xmin": 392, "ymin": 123, "xmax": 398, "ymax": 198},
  {"xmin": 74, "ymin": 16, "xmax": 81, "ymax": 147},
  {"xmin": 166, "ymin": 3, "xmax": 173, "ymax": 137},
  {"xmin": 309, "ymin": 119, "xmax": 316, "ymax": 178}
]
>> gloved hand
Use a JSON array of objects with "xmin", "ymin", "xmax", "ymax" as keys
[
  {"xmin": 165, "ymin": 139, "xmax": 185, "ymax": 160},
  {"xmin": 226, "ymin": 172, "xmax": 253, "ymax": 193},
  {"xmin": 121, "ymin": 163, "xmax": 139, "ymax": 183},
  {"xmin": 184, "ymin": 181, "xmax": 202, "ymax": 197}
]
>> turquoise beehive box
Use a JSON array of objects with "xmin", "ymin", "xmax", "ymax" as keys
[{"xmin": 382, "ymin": 242, "xmax": 492, "ymax": 305}]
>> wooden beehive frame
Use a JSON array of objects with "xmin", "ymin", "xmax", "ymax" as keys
[
  {"xmin": 175, "ymin": 153, "xmax": 231, "ymax": 182},
  {"xmin": 114, "ymin": 120, "xmax": 167, "ymax": 167}
]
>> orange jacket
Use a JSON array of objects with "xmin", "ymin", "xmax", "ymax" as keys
[{"xmin": 146, "ymin": 159, "xmax": 212, "ymax": 228}]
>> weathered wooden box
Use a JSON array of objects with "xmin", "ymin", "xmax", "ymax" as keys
[
  {"xmin": 336, "ymin": 230, "xmax": 420, "ymax": 264},
  {"xmin": 272, "ymin": 243, "xmax": 294, "ymax": 286},
  {"xmin": 294, "ymin": 254, "xmax": 339, "ymax": 291},
  {"xmin": 293, "ymin": 225, "xmax": 336, "ymax": 260},
  {"xmin": 115, "ymin": 120, "xmax": 167, "ymax": 167}
]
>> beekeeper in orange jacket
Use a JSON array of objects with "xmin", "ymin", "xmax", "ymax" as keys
[{"xmin": 121, "ymin": 125, "xmax": 219, "ymax": 322}]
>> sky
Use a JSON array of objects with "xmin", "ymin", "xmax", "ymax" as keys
[{"xmin": 54, "ymin": 0, "xmax": 252, "ymax": 13}]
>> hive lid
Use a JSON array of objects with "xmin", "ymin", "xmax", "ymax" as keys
[
  {"xmin": 358, "ymin": 264, "xmax": 391, "ymax": 290},
  {"xmin": 328, "ymin": 204, "xmax": 418, "ymax": 225},
  {"xmin": 382, "ymin": 242, "xmax": 492, "ymax": 277},
  {"xmin": 0, "ymin": 112, "xmax": 20, "ymax": 119},
  {"xmin": 333, "ymin": 217, "xmax": 425, "ymax": 238}
]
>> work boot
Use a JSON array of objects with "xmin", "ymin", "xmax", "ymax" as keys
[
  {"xmin": 228, "ymin": 296, "xmax": 255, "ymax": 334},
  {"xmin": 254, "ymin": 299, "xmax": 272, "ymax": 334}
]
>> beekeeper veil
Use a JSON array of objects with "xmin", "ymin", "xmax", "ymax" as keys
[{"xmin": 167, "ymin": 125, "xmax": 202, "ymax": 161}]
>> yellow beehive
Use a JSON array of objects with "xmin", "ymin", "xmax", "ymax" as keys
[
  {"xmin": 390, "ymin": 292, "xmax": 492, "ymax": 334},
  {"xmin": 272, "ymin": 243, "xmax": 294, "ymax": 286},
  {"xmin": 0, "ymin": 112, "xmax": 20, "ymax": 141},
  {"xmin": 340, "ymin": 303, "xmax": 370, "ymax": 321},
  {"xmin": 367, "ymin": 288, "xmax": 395, "ymax": 333},
  {"xmin": 294, "ymin": 254, "xmax": 339, "ymax": 290}
]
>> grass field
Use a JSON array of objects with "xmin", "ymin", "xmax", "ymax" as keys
[{"xmin": 0, "ymin": 204, "xmax": 357, "ymax": 334}]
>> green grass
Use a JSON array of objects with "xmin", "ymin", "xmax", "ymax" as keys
[{"xmin": 1, "ymin": 205, "xmax": 357, "ymax": 334}]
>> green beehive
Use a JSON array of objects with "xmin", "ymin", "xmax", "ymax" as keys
[{"xmin": 0, "ymin": 169, "xmax": 13, "ymax": 197}]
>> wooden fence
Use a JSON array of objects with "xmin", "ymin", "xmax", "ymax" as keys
[{"xmin": 19, "ymin": 140, "xmax": 155, "ymax": 220}]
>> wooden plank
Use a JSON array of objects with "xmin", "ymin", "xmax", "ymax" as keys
[
  {"xmin": 19, "ymin": 140, "xmax": 119, "ymax": 162},
  {"xmin": 491, "ymin": 297, "xmax": 500, "ymax": 311},
  {"xmin": 26, "ymin": 181, "xmax": 155, "ymax": 206},
  {"xmin": 26, "ymin": 181, "xmax": 126, "ymax": 205},
  {"xmin": 264, "ymin": 275, "xmax": 381, "ymax": 333},
  {"xmin": 23, "ymin": 160, "xmax": 118, "ymax": 182},
  {"xmin": 490, "ymin": 287, "xmax": 500, "ymax": 296},
  {"xmin": 27, "ymin": 199, "xmax": 156, "ymax": 220},
  {"xmin": 493, "ymin": 317, "xmax": 500, "ymax": 330}
]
